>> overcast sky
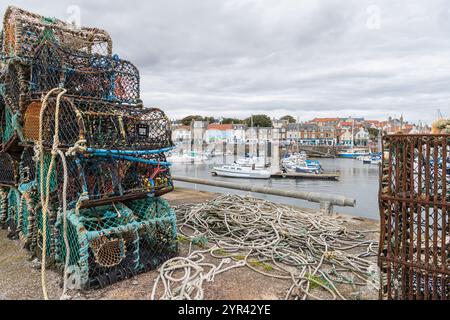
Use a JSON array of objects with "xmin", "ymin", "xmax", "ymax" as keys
[{"xmin": 3, "ymin": 0, "xmax": 450, "ymax": 123}]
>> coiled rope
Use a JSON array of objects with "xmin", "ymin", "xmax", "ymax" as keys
[{"xmin": 152, "ymin": 194, "xmax": 379, "ymax": 300}]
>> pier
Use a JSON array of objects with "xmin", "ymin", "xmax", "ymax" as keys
[
  {"xmin": 270, "ymin": 172, "xmax": 340, "ymax": 181},
  {"xmin": 211, "ymin": 170, "xmax": 340, "ymax": 181}
]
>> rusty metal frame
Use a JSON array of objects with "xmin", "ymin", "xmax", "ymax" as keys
[{"xmin": 379, "ymin": 134, "xmax": 449, "ymax": 300}]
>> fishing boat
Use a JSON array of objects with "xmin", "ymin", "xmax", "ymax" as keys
[
  {"xmin": 338, "ymin": 148, "xmax": 371, "ymax": 159},
  {"xmin": 282, "ymin": 153, "xmax": 323, "ymax": 174},
  {"xmin": 294, "ymin": 160, "xmax": 323, "ymax": 174},
  {"xmin": 212, "ymin": 164, "xmax": 271, "ymax": 179}
]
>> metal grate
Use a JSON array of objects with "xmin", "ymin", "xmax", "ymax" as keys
[{"xmin": 379, "ymin": 134, "xmax": 450, "ymax": 300}]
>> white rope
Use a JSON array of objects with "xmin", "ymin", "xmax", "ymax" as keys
[
  {"xmin": 56, "ymin": 149, "xmax": 71, "ymax": 300},
  {"xmin": 38, "ymin": 88, "xmax": 66, "ymax": 300},
  {"xmin": 156, "ymin": 194, "xmax": 379, "ymax": 301},
  {"xmin": 151, "ymin": 247, "xmax": 245, "ymax": 300}
]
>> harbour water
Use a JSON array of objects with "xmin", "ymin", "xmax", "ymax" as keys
[{"xmin": 171, "ymin": 157, "xmax": 380, "ymax": 220}]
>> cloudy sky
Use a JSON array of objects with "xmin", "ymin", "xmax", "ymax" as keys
[{"xmin": 3, "ymin": 0, "xmax": 450, "ymax": 123}]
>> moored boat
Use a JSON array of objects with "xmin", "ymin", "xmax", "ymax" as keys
[{"xmin": 212, "ymin": 164, "xmax": 271, "ymax": 179}]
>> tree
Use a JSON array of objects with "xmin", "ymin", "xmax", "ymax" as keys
[
  {"xmin": 280, "ymin": 115, "xmax": 296, "ymax": 124},
  {"xmin": 180, "ymin": 115, "xmax": 204, "ymax": 126},
  {"xmin": 245, "ymin": 115, "xmax": 273, "ymax": 128},
  {"xmin": 222, "ymin": 118, "xmax": 243, "ymax": 125},
  {"xmin": 368, "ymin": 128, "xmax": 381, "ymax": 141},
  {"xmin": 204, "ymin": 117, "xmax": 216, "ymax": 124}
]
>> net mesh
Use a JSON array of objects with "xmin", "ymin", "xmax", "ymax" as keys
[
  {"xmin": 31, "ymin": 42, "xmax": 140, "ymax": 104},
  {"xmin": 23, "ymin": 97, "xmax": 173, "ymax": 150},
  {"xmin": 2, "ymin": 6, "xmax": 113, "ymax": 60},
  {"xmin": 54, "ymin": 153, "xmax": 173, "ymax": 207},
  {"xmin": 0, "ymin": 152, "xmax": 17, "ymax": 186},
  {"xmin": 1, "ymin": 105, "xmax": 16, "ymax": 146},
  {"xmin": 19, "ymin": 147, "xmax": 37, "ymax": 186},
  {"xmin": 55, "ymin": 198, "xmax": 177, "ymax": 290},
  {"xmin": 6, "ymin": 187, "xmax": 20, "ymax": 234},
  {"xmin": 1, "ymin": 61, "xmax": 29, "ymax": 114},
  {"xmin": 0, "ymin": 5, "xmax": 177, "ymax": 292}
]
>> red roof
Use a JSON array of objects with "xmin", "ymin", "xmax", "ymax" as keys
[
  {"xmin": 207, "ymin": 124, "xmax": 233, "ymax": 131},
  {"xmin": 339, "ymin": 122, "xmax": 353, "ymax": 127}
]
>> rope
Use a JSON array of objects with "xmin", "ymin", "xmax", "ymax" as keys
[
  {"xmin": 38, "ymin": 87, "xmax": 66, "ymax": 300},
  {"xmin": 153, "ymin": 194, "xmax": 379, "ymax": 301},
  {"xmin": 56, "ymin": 149, "xmax": 71, "ymax": 300},
  {"xmin": 151, "ymin": 247, "xmax": 245, "ymax": 300}
]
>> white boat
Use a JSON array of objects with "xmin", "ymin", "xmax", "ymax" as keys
[
  {"xmin": 167, "ymin": 151, "xmax": 209, "ymax": 164},
  {"xmin": 213, "ymin": 165, "xmax": 271, "ymax": 179},
  {"xmin": 235, "ymin": 157, "xmax": 267, "ymax": 168}
]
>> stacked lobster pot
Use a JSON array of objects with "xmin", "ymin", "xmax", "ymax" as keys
[{"xmin": 0, "ymin": 6, "xmax": 177, "ymax": 290}]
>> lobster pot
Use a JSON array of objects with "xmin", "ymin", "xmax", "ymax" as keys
[
  {"xmin": 2, "ymin": 6, "xmax": 113, "ymax": 60},
  {"xmin": 23, "ymin": 97, "xmax": 173, "ymax": 150},
  {"xmin": 0, "ymin": 187, "xmax": 9, "ymax": 225},
  {"xmin": 53, "ymin": 153, "xmax": 173, "ymax": 208},
  {"xmin": 19, "ymin": 147, "xmax": 37, "ymax": 187},
  {"xmin": 125, "ymin": 197, "xmax": 178, "ymax": 272},
  {"xmin": 55, "ymin": 203, "xmax": 142, "ymax": 290},
  {"xmin": 1, "ymin": 61, "xmax": 29, "ymax": 113},
  {"xmin": 1, "ymin": 103, "xmax": 19, "ymax": 147},
  {"xmin": 6, "ymin": 187, "xmax": 20, "ymax": 233},
  {"xmin": 18, "ymin": 191, "xmax": 38, "ymax": 245},
  {"xmin": 33, "ymin": 203, "xmax": 58, "ymax": 261},
  {"xmin": 379, "ymin": 134, "xmax": 450, "ymax": 300},
  {"xmin": 0, "ymin": 152, "xmax": 17, "ymax": 186},
  {"xmin": 31, "ymin": 42, "xmax": 140, "ymax": 104},
  {"xmin": 0, "ymin": 94, "xmax": 5, "ymax": 142}
]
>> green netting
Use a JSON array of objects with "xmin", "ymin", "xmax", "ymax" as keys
[
  {"xmin": 34, "ymin": 204, "xmax": 57, "ymax": 260},
  {"xmin": 0, "ymin": 187, "xmax": 9, "ymax": 225},
  {"xmin": 55, "ymin": 202, "xmax": 140, "ymax": 290},
  {"xmin": 54, "ymin": 198, "xmax": 177, "ymax": 290},
  {"xmin": 36, "ymin": 152, "xmax": 58, "ymax": 195},
  {"xmin": 7, "ymin": 187, "xmax": 20, "ymax": 231},
  {"xmin": 2, "ymin": 106, "xmax": 15, "ymax": 144},
  {"xmin": 125, "ymin": 197, "xmax": 178, "ymax": 272}
]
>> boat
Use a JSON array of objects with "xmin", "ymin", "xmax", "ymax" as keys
[
  {"xmin": 235, "ymin": 156, "xmax": 267, "ymax": 168},
  {"xmin": 212, "ymin": 164, "xmax": 271, "ymax": 179},
  {"xmin": 360, "ymin": 155, "xmax": 372, "ymax": 164},
  {"xmin": 282, "ymin": 153, "xmax": 323, "ymax": 174},
  {"xmin": 338, "ymin": 148, "xmax": 371, "ymax": 159},
  {"xmin": 294, "ymin": 160, "xmax": 323, "ymax": 174},
  {"xmin": 167, "ymin": 151, "xmax": 209, "ymax": 164}
]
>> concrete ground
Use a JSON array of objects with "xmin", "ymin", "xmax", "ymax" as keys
[{"xmin": 0, "ymin": 188, "xmax": 380, "ymax": 300}]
